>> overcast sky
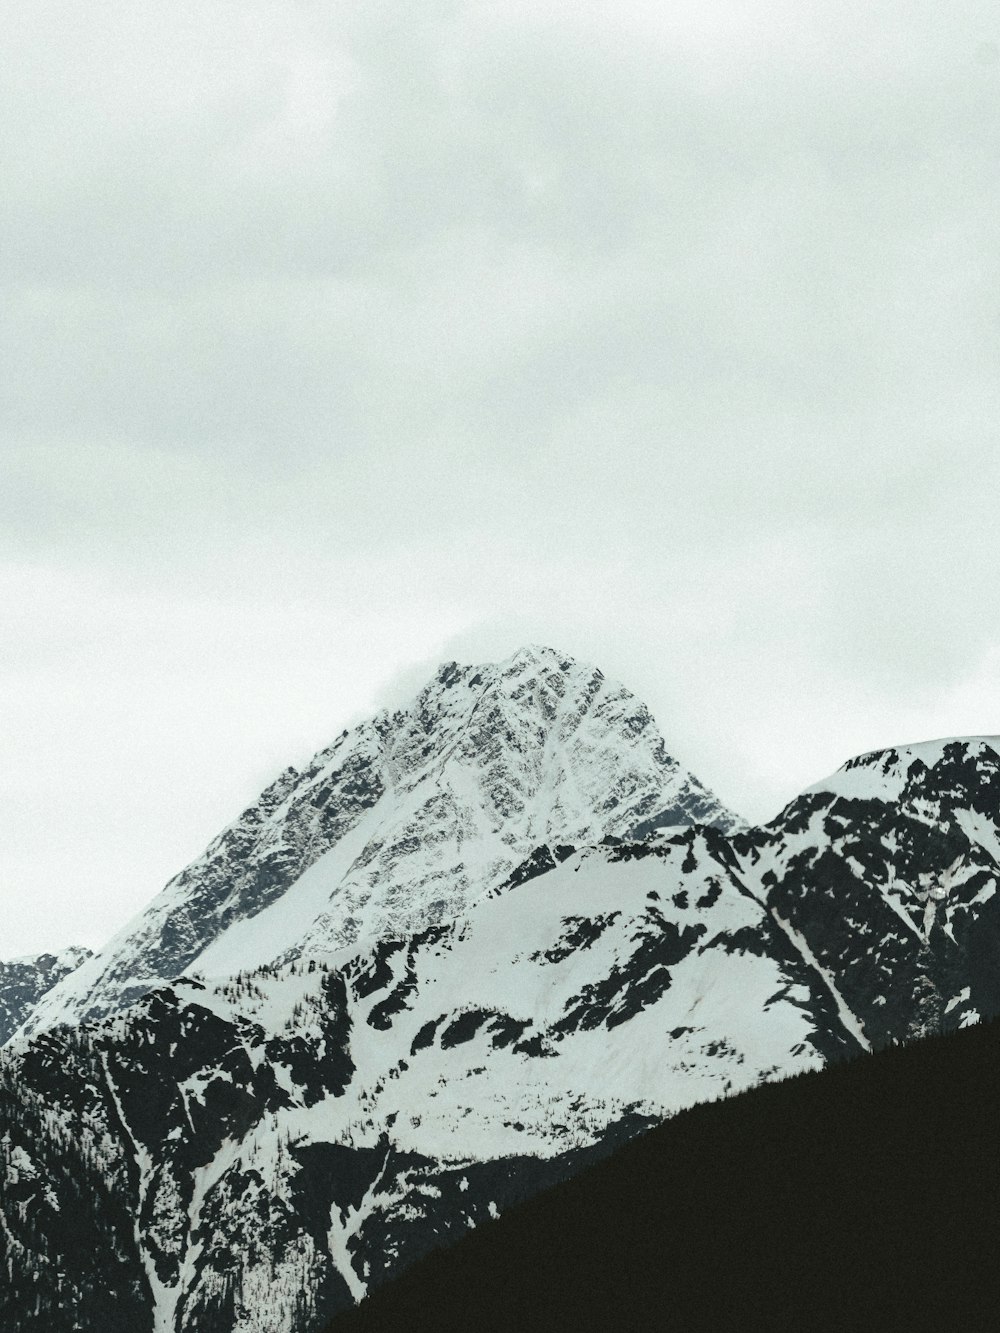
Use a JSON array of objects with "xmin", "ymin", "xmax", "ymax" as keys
[{"xmin": 3, "ymin": 1, "xmax": 998, "ymax": 958}]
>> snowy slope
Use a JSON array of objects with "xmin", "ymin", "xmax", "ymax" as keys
[
  {"xmin": 0, "ymin": 826, "xmax": 835, "ymax": 1333},
  {"xmin": 16, "ymin": 646, "xmax": 740, "ymax": 1040}
]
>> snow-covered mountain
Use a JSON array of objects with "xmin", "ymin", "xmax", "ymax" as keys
[
  {"xmin": 0, "ymin": 826, "xmax": 840, "ymax": 1333},
  {"xmin": 0, "ymin": 946, "xmax": 91, "ymax": 1047},
  {"xmin": 3, "ymin": 648, "xmax": 999, "ymax": 1333},
  {"xmin": 15, "ymin": 646, "xmax": 739, "ymax": 1040}
]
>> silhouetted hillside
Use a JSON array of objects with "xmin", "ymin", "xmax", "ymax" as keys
[{"xmin": 327, "ymin": 1018, "xmax": 1000, "ymax": 1333}]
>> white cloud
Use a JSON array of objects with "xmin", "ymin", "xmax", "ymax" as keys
[{"xmin": 2, "ymin": 0, "xmax": 998, "ymax": 953}]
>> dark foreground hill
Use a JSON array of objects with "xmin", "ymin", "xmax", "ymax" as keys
[{"xmin": 328, "ymin": 1017, "xmax": 1000, "ymax": 1333}]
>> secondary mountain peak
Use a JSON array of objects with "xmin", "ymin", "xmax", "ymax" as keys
[{"xmin": 802, "ymin": 735, "xmax": 1000, "ymax": 805}]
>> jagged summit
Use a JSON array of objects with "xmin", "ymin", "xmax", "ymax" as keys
[
  {"xmin": 505, "ymin": 642, "xmax": 575, "ymax": 667},
  {"xmin": 16, "ymin": 647, "xmax": 739, "ymax": 1038}
]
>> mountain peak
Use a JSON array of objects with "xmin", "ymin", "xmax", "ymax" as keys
[
  {"xmin": 427, "ymin": 645, "xmax": 588, "ymax": 691},
  {"xmin": 504, "ymin": 643, "xmax": 575, "ymax": 670},
  {"xmin": 16, "ymin": 651, "xmax": 739, "ymax": 1037}
]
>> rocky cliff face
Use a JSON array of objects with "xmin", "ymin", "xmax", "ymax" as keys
[
  {"xmin": 741, "ymin": 737, "xmax": 1000, "ymax": 1048},
  {"xmin": 0, "ymin": 946, "xmax": 92, "ymax": 1047},
  {"xmin": 15, "ymin": 647, "xmax": 739, "ymax": 1040}
]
